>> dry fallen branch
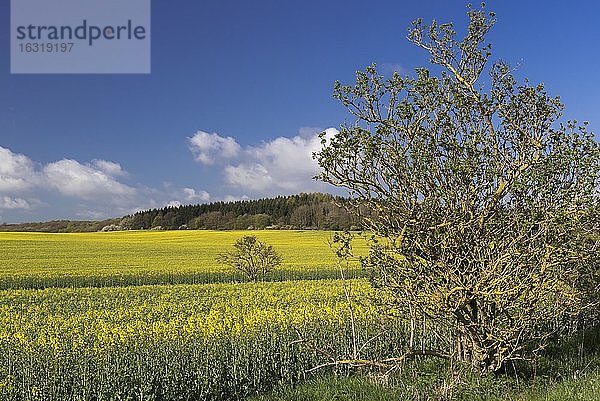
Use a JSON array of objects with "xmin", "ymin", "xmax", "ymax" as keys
[{"xmin": 303, "ymin": 348, "xmax": 451, "ymax": 374}]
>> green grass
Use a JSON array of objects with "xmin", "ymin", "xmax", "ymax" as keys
[
  {"xmin": 251, "ymin": 368, "xmax": 600, "ymax": 401},
  {"xmin": 250, "ymin": 375, "xmax": 408, "ymax": 401},
  {"xmin": 250, "ymin": 324, "xmax": 600, "ymax": 401},
  {"xmin": 513, "ymin": 371, "xmax": 600, "ymax": 401}
]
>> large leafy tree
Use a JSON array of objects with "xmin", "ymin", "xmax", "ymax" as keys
[{"xmin": 315, "ymin": 5, "xmax": 600, "ymax": 373}]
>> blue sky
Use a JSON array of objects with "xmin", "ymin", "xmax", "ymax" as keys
[{"xmin": 1, "ymin": 1, "xmax": 599, "ymax": 223}]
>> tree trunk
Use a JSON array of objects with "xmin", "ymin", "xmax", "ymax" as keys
[{"xmin": 454, "ymin": 320, "xmax": 503, "ymax": 374}]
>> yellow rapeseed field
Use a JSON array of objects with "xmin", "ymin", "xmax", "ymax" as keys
[
  {"xmin": 0, "ymin": 230, "xmax": 367, "ymax": 289},
  {"xmin": 0, "ymin": 230, "xmax": 396, "ymax": 401},
  {"xmin": 0, "ymin": 279, "xmax": 399, "ymax": 400}
]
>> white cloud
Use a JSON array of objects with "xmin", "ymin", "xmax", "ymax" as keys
[
  {"xmin": 0, "ymin": 146, "xmax": 136, "ymax": 205},
  {"xmin": 198, "ymin": 127, "xmax": 339, "ymax": 194},
  {"xmin": 188, "ymin": 131, "xmax": 241, "ymax": 165},
  {"xmin": 243, "ymin": 133, "xmax": 326, "ymax": 189},
  {"xmin": 182, "ymin": 187, "xmax": 210, "ymax": 202},
  {"xmin": 224, "ymin": 163, "xmax": 272, "ymax": 192},
  {"xmin": 162, "ymin": 188, "xmax": 211, "ymax": 210},
  {"xmin": 0, "ymin": 146, "xmax": 38, "ymax": 192},
  {"xmin": 0, "ymin": 196, "xmax": 30, "ymax": 210},
  {"xmin": 43, "ymin": 159, "xmax": 136, "ymax": 200},
  {"xmin": 223, "ymin": 194, "xmax": 250, "ymax": 202},
  {"xmin": 75, "ymin": 209, "xmax": 112, "ymax": 220},
  {"xmin": 91, "ymin": 159, "xmax": 126, "ymax": 177}
]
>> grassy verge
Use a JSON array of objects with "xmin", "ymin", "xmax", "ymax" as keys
[
  {"xmin": 250, "ymin": 368, "xmax": 600, "ymax": 401},
  {"xmin": 251, "ymin": 335, "xmax": 600, "ymax": 401}
]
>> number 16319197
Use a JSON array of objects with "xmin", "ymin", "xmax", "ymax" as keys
[{"xmin": 19, "ymin": 42, "xmax": 74, "ymax": 53}]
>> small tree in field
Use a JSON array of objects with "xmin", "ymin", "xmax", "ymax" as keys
[
  {"xmin": 315, "ymin": 5, "xmax": 600, "ymax": 374},
  {"xmin": 216, "ymin": 235, "xmax": 282, "ymax": 282}
]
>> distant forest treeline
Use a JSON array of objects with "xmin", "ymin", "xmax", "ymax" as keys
[
  {"xmin": 0, "ymin": 219, "xmax": 122, "ymax": 233},
  {"xmin": 123, "ymin": 193, "xmax": 360, "ymax": 231},
  {"xmin": 0, "ymin": 193, "xmax": 361, "ymax": 233}
]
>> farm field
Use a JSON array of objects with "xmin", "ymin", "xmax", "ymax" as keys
[
  {"xmin": 2, "ymin": 230, "xmax": 598, "ymax": 401},
  {"xmin": 0, "ymin": 230, "xmax": 367, "ymax": 289},
  {"xmin": 0, "ymin": 279, "xmax": 405, "ymax": 400},
  {"xmin": 0, "ymin": 230, "xmax": 395, "ymax": 400}
]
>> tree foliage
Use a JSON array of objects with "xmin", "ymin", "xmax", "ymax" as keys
[
  {"xmin": 0, "ymin": 219, "xmax": 121, "ymax": 233},
  {"xmin": 315, "ymin": 4, "xmax": 600, "ymax": 373},
  {"xmin": 216, "ymin": 235, "xmax": 283, "ymax": 282},
  {"xmin": 121, "ymin": 193, "xmax": 359, "ymax": 231}
]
